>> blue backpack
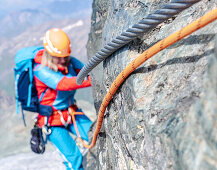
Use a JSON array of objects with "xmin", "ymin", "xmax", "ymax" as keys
[{"xmin": 14, "ymin": 46, "xmax": 52, "ymax": 126}]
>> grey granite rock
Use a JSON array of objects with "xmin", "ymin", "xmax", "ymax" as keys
[{"xmin": 86, "ymin": 0, "xmax": 217, "ymax": 170}]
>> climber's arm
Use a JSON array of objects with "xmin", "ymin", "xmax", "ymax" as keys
[{"xmin": 34, "ymin": 65, "xmax": 91, "ymax": 91}]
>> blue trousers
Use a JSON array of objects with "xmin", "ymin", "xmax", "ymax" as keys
[{"xmin": 48, "ymin": 114, "xmax": 92, "ymax": 170}]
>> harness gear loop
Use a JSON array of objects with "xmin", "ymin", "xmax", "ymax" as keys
[
  {"xmin": 42, "ymin": 126, "xmax": 52, "ymax": 135},
  {"xmin": 57, "ymin": 110, "xmax": 72, "ymax": 127}
]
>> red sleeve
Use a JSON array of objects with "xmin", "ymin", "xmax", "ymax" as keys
[{"xmin": 56, "ymin": 76, "xmax": 91, "ymax": 91}]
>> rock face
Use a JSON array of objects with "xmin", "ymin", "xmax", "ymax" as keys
[{"xmin": 86, "ymin": 0, "xmax": 217, "ymax": 169}]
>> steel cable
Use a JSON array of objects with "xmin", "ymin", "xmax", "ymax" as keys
[{"xmin": 77, "ymin": 0, "xmax": 201, "ymax": 84}]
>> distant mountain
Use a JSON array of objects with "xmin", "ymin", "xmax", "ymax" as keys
[
  {"xmin": 0, "ymin": 15, "xmax": 96, "ymax": 159},
  {"xmin": 0, "ymin": 0, "xmax": 92, "ymax": 39},
  {"xmin": 44, "ymin": 0, "xmax": 92, "ymax": 19},
  {"xmin": 0, "ymin": 16, "xmax": 91, "ymax": 97},
  {"xmin": 0, "ymin": 9, "xmax": 52, "ymax": 38},
  {"xmin": 0, "ymin": 0, "xmax": 96, "ymax": 162}
]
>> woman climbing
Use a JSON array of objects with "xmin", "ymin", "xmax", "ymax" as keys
[{"xmin": 33, "ymin": 28, "xmax": 92, "ymax": 170}]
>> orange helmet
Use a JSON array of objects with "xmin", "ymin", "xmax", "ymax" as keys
[{"xmin": 43, "ymin": 28, "xmax": 71, "ymax": 57}]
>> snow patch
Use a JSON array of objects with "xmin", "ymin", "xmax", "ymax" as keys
[
  {"xmin": 0, "ymin": 151, "xmax": 65, "ymax": 170},
  {"xmin": 39, "ymin": 20, "xmax": 84, "ymax": 41},
  {"xmin": 62, "ymin": 20, "xmax": 84, "ymax": 32}
]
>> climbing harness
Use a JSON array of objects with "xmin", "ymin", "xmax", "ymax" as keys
[
  {"xmin": 78, "ymin": 7, "xmax": 217, "ymax": 149},
  {"xmin": 54, "ymin": 106, "xmax": 85, "ymax": 139},
  {"xmin": 57, "ymin": 110, "xmax": 72, "ymax": 127},
  {"xmin": 76, "ymin": 0, "xmax": 202, "ymax": 84},
  {"xmin": 39, "ymin": 106, "xmax": 86, "ymax": 150}
]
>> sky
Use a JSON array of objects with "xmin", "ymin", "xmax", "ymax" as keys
[
  {"xmin": 0, "ymin": 0, "xmax": 93, "ymax": 19},
  {"xmin": 0, "ymin": 0, "xmax": 93, "ymax": 37},
  {"xmin": 0, "ymin": 0, "xmax": 45, "ymax": 17}
]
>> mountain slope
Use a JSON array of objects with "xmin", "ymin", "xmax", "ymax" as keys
[
  {"xmin": 0, "ymin": 17, "xmax": 91, "ymax": 96},
  {"xmin": 0, "ymin": 9, "xmax": 52, "ymax": 38},
  {"xmin": 0, "ymin": 16, "xmax": 96, "ymax": 159}
]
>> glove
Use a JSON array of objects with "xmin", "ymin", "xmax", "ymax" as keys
[{"xmin": 30, "ymin": 127, "xmax": 45, "ymax": 154}]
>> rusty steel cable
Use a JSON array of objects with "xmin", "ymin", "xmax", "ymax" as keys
[
  {"xmin": 77, "ymin": 0, "xmax": 202, "ymax": 85},
  {"xmin": 77, "ymin": 7, "xmax": 217, "ymax": 149}
]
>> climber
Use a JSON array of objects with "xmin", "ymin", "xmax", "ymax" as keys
[{"xmin": 33, "ymin": 28, "xmax": 92, "ymax": 170}]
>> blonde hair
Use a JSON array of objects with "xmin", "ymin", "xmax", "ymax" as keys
[{"xmin": 41, "ymin": 51, "xmax": 58, "ymax": 72}]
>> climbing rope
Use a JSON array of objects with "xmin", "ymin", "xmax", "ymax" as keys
[
  {"xmin": 78, "ymin": 7, "xmax": 217, "ymax": 149},
  {"xmin": 77, "ymin": 0, "xmax": 202, "ymax": 85}
]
